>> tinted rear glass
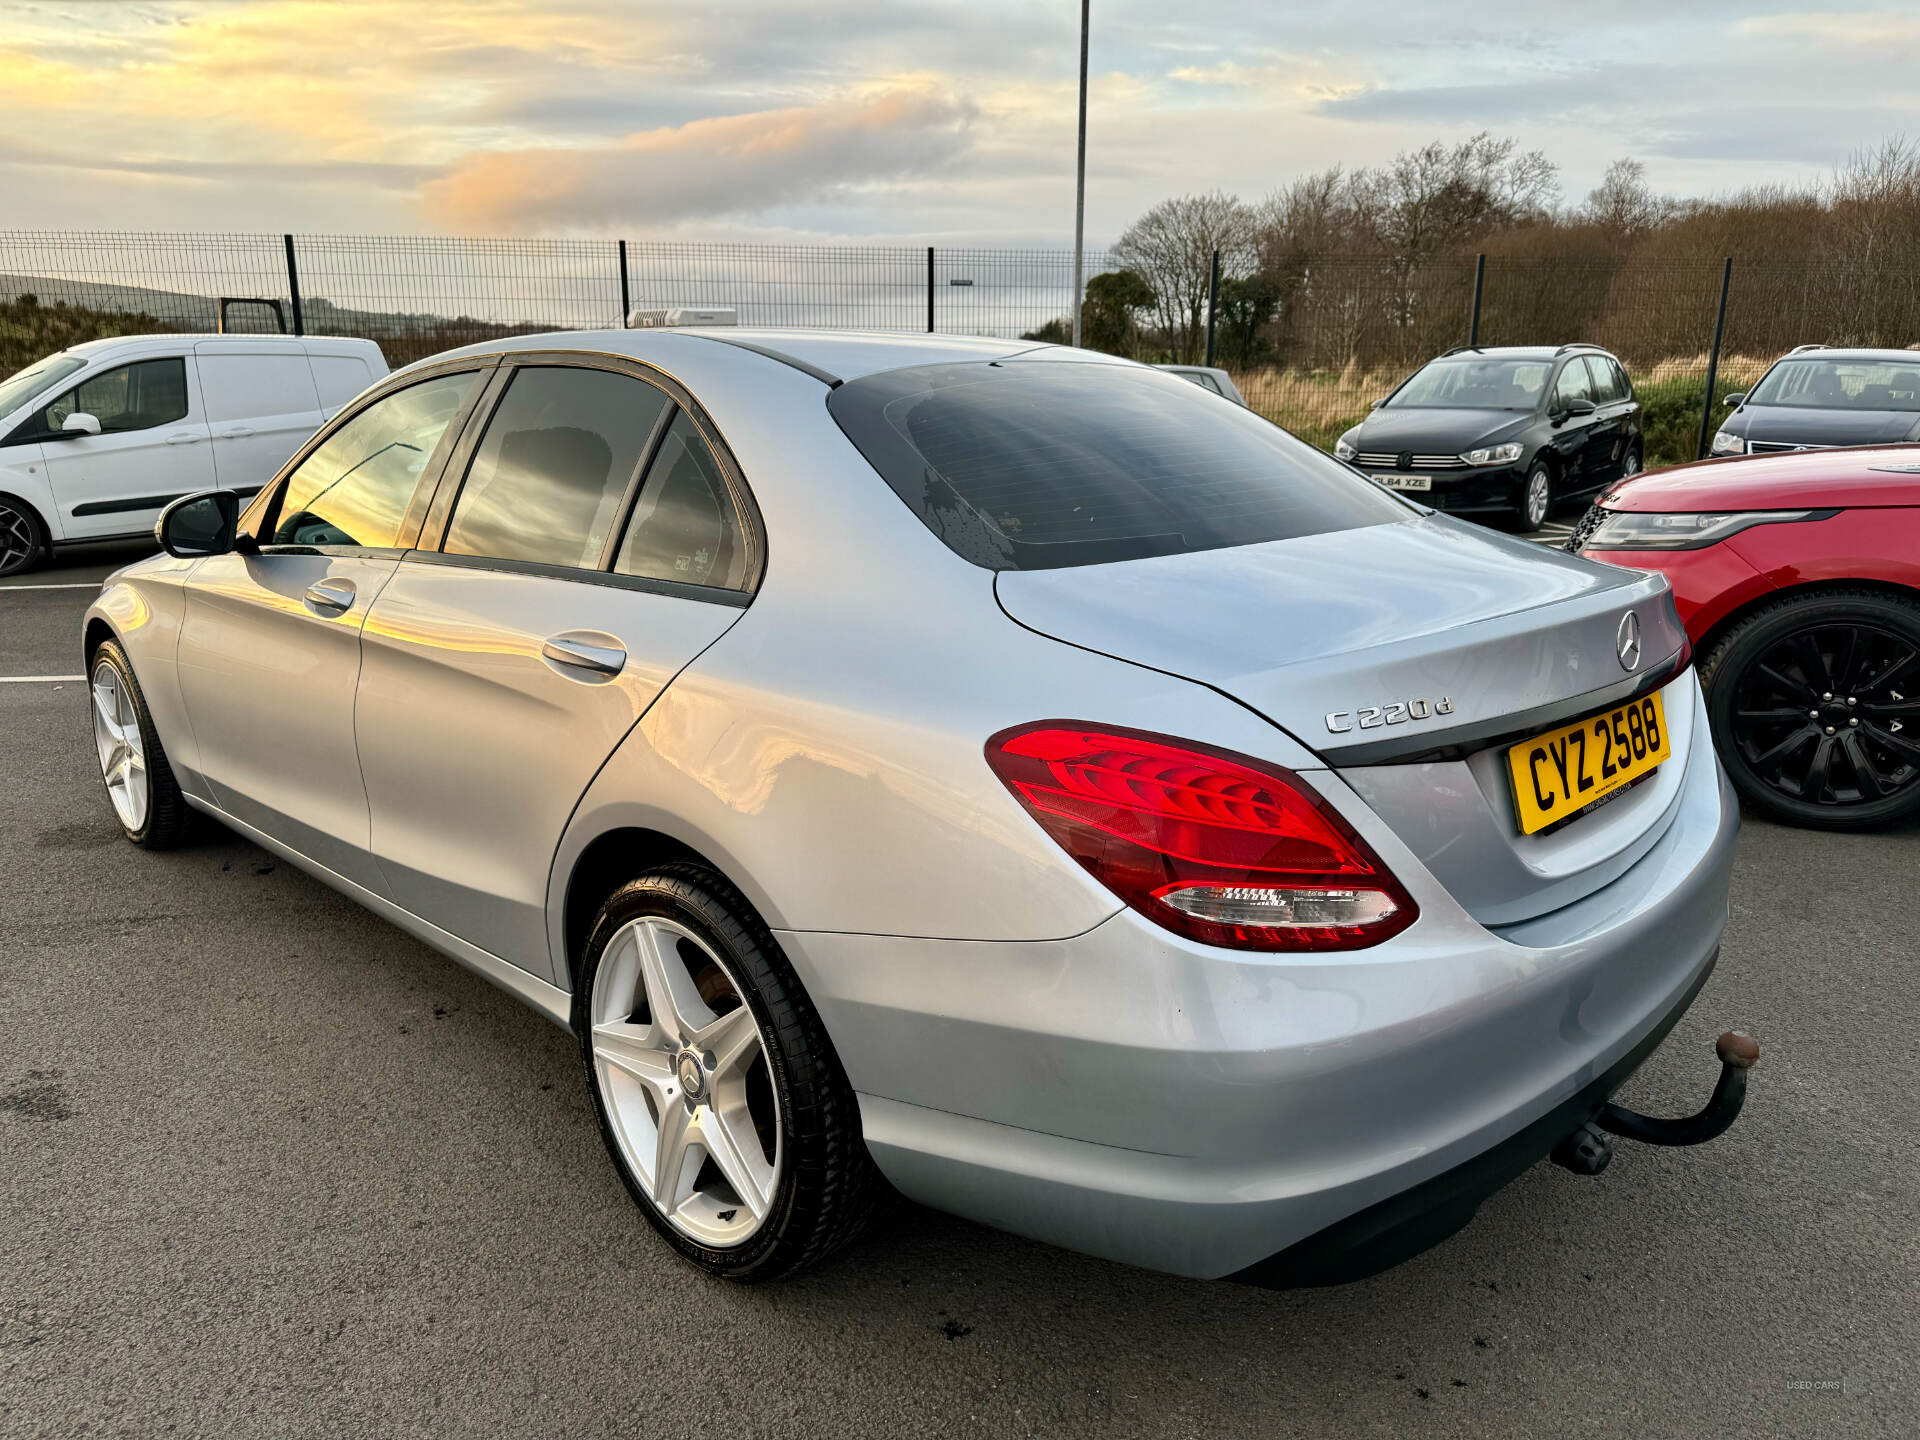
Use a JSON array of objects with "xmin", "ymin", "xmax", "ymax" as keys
[{"xmin": 828, "ymin": 360, "xmax": 1407, "ymax": 570}]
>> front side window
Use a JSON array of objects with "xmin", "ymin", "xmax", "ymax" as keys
[
  {"xmin": 1387, "ymin": 358, "xmax": 1550, "ymax": 410},
  {"xmin": 613, "ymin": 411, "xmax": 745, "ymax": 589},
  {"xmin": 829, "ymin": 359, "xmax": 1407, "ymax": 571},
  {"xmin": 0, "ymin": 353, "xmax": 86, "ymax": 432},
  {"xmin": 273, "ymin": 370, "xmax": 477, "ymax": 549},
  {"xmin": 1552, "ymin": 360, "xmax": 1595, "ymax": 409},
  {"xmin": 1747, "ymin": 359, "xmax": 1920, "ymax": 411},
  {"xmin": 41, "ymin": 358, "xmax": 189, "ymax": 435},
  {"xmin": 443, "ymin": 366, "xmax": 672, "ymax": 570}
]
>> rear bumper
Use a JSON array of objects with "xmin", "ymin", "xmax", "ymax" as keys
[{"xmin": 777, "ymin": 707, "xmax": 1740, "ymax": 1281}]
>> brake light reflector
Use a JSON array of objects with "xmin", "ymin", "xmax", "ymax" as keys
[{"xmin": 984, "ymin": 724, "xmax": 1417, "ymax": 951}]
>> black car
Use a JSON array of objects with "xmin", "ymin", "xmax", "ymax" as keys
[
  {"xmin": 1334, "ymin": 344, "xmax": 1643, "ymax": 530},
  {"xmin": 1711, "ymin": 345, "xmax": 1920, "ymax": 456}
]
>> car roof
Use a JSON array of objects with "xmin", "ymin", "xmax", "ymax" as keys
[
  {"xmin": 1428, "ymin": 345, "xmax": 1609, "ymax": 362},
  {"xmin": 62, "ymin": 333, "xmax": 379, "ymax": 359},
  {"xmin": 1766, "ymin": 347, "xmax": 1920, "ymax": 364},
  {"xmin": 421, "ymin": 328, "xmax": 1094, "ymax": 384}
]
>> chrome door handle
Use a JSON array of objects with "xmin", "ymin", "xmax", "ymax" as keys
[
  {"xmin": 541, "ymin": 632, "xmax": 626, "ymax": 677},
  {"xmin": 304, "ymin": 579, "xmax": 356, "ymax": 614},
  {"xmin": 165, "ymin": 431, "xmax": 204, "ymax": 446}
]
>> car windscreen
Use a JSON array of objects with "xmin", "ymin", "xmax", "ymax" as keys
[
  {"xmin": 1746, "ymin": 358, "xmax": 1920, "ymax": 411},
  {"xmin": 0, "ymin": 353, "xmax": 86, "ymax": 427},
  {"xmin": 827, "ymin": 360, "xmax": 1408, "ymax": 571},
  {"xmin": 1386, "ymin": 358, "xmax": 1550, "ymax": 410}
]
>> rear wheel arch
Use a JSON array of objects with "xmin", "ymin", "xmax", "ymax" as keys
[{"xmin": 562, "ymin": 827, "xmax": 729, "ymax": 996}]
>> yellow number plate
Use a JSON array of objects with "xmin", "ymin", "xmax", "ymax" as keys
[{"xmin": 1507, "ymin": 692, "xmax": 1671, "ymax": 836}]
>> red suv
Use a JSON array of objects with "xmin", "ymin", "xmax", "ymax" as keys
[{"xmin": 1571, "ymin": 445, "xmax": 1920, "ymax": 829}]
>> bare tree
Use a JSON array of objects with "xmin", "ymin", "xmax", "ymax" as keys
[
  {"xmin": 1582, "ymin": 158, "xmax": 1676, "ymax": 236},
  {"xmin": 1111, "ymin": 190, "xmax": 1256, "ymax": 362}
]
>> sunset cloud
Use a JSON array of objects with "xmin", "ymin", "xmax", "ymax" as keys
[{"xmin": 423, "ymin": 84, "xmax": 977, "ymax": 230}]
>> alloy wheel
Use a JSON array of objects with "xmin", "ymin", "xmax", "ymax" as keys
[
  {"xmin": 1620, "ymin": 450, "xmax": 1642, "ymax": 479},
  {"xmin": 589, "ymin": 916, "xmax": 782, "ymax": 1248},
  {"xmin": 1729, "ymin": 621, "xmax": 1920, "ymax": 808},
  {"xmin": 1523, "ymin": 468, "xmax": 1552, "ymax": 529},
  {"xmin": 91, "ymin": 660, "xmax": 151, "ymax": 831},
  {"xmin": 0, "ymin": 501, "xmax": 37, "ymax": 577}
]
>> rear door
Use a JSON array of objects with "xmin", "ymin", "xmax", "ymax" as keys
[
  {"xmin": 194, "ymin": 340, "xmax": 326, "ymax": 496},
  {"xmin": 354, "ymin": 358, "xmax": 759, "ymax": 978},
  {"xmin": 34, "ymin": 354, "xmax": 213, "ymax": 539},
  {"xmin": 176, "ymin": 365, "xmax": 488, "ymax": 890}
]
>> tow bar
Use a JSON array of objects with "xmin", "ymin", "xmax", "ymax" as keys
[{"xmin": 1550, "ymin": 1031, "xmax": 1759, "ymax": 1176}]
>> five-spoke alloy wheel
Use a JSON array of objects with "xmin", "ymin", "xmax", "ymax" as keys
[
  {"xmin": 577, "ymin": 868, "xmax": 879, "ymax": 1280},
  {"xmin": 590, "ymin": 914, "xmax": 782, "ymax": 1248},
  {"xmin": 88, "ymin": 640, "xmax": 190, "ymax": 848}
]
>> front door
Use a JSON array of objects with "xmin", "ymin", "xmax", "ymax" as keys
[
  {"xmin": 36, "ymin": 355, "xmax": 214, "ymax": 540},
  {"xmin": 176, "ymin": 368, "xmax": 484, "ymax": 890},
  {"xmin": 1547, "ymin": 358, "xmax": 1600, "ymax": 490},
  {"xmin": 355, "ymin": 362, "xmax": 756, "ymax": 977}
]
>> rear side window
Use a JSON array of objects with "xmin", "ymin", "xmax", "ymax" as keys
[
  {"xmin": 828, "ymin": 360, "xmax": 1407, "ymax": 570},
  {"xmin": 273, "ymin": 370, "xmax": 477, "ymax": 549},
  {"xmin": 443, "ymin": 366, "xmax": 672, "ymax": 570},
  {"xmin": 41, "ymin": 358, "xmax": 189, "ymax": 435},
  {"xmin": 613, "ymin": 411, "xmax": 745, "ymax": 589}
]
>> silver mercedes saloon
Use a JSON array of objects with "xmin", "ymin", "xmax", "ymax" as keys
[{"xmin": 83, "ymin": 329, "xmax": 1746, "ymax": 1285}]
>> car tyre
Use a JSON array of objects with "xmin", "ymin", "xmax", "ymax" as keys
[
  {"xmin": 90, "ymin": 639, "xmax": 194, "ymax": 848},
  {"xmin": 1498, "ymin": 462, "xmax": 1555, "ymax": 532},
  {"xmin": 575, "ymin": 865, "xmax": 881, "ymax": 1281},
  {"xmin": 1701, "ymin": 588, "xmax": 1920, "ymax": 830},
  {"xmin": 0, "ymin": 494, "xmax": 47, "ymax": 577}
]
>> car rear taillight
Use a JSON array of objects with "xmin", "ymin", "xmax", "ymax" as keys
[{"xmin": 984, "ymin": 723, "xmax": 1417, "ymax": 952}]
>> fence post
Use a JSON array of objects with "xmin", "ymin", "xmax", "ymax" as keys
[
  {"xmin": 283, "ymin": 234, "xmax": 304, "ymax": 336},
  {"xmin": 1468, "ymin": 253, "xmax": 1485, "ymax": 346},
  {"xmin": 1204, "ymin": 249, "xmax": 1220, "ymax": 367},
  {"xmin": 617, "ymin": 240, "xmax": 631, "ymax": 327},
  {"xmin": 927, "ymin": 247, "xmax": 935, "ymax": 333},
  {"xmin": 1696, "ymin": 257, "xmax": 1733, "ymax": 461}
]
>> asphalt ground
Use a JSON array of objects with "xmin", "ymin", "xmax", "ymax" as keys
[{"xmin": 2, "ymin": 540, "xmax": 1916, "ymax": 1439}]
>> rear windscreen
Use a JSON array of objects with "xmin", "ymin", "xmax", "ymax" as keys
[{"xmin": 828, "ymin": 359, "xmax": 1408, "ymax": 570}]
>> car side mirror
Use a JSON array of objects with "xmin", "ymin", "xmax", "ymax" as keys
[
  {"xmin": 157, "ymin": 490, "xmax": 240, "ymax": 558},
  {"xmin": 59, "ymin": 412, "xmax": 102, "ymax": 438},
  {"xmin": 1723, "ymin": 392, "xmax": 1747, "ymax": 408},
  {"xmin": 1368, "ymin": 397, "xmax": 1386, "ymax": 410},
  {"xmin": 1566, "ymin": 397, "xmax": 1597, "ymax": 417}
]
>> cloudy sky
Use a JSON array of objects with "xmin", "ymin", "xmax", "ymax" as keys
[{"xmin": 3, "ymin": 1, "xmax": 1916, "ymax": 244}]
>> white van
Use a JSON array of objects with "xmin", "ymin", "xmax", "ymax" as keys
[{"xmin": 0, "ymin": 333, "xmax": 388, "ymax": 575}]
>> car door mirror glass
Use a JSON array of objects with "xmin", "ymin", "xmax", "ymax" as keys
[
  {"xmin": 60, "ymin": 411, "xmax": 101, "ymax": 437},
  {"xmin": 158, "ymin": 490, "xmax": 239, "ymax": 557}
]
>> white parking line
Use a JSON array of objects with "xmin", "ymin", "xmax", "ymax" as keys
[
  {"xmin": 0, "ymin": 583, "xmax": 103, "ymax": 591},
  {"xmin": 0, "ymin": 675, "xmax": 86, "ymax": 683}
]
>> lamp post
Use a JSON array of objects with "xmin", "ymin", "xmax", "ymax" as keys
[{"xmin": 1071, "ymin": 0, "xmax": 1089, "ymax": 348}]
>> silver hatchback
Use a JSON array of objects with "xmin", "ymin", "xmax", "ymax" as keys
[{"xmin": 85, "ymin": 329, "xmax": 1749, "ymax": 1284}]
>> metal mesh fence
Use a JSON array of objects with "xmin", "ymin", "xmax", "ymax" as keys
[{"xmin": 4, "ymin": 230, "xmax": 1917, "ymax": 470}]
